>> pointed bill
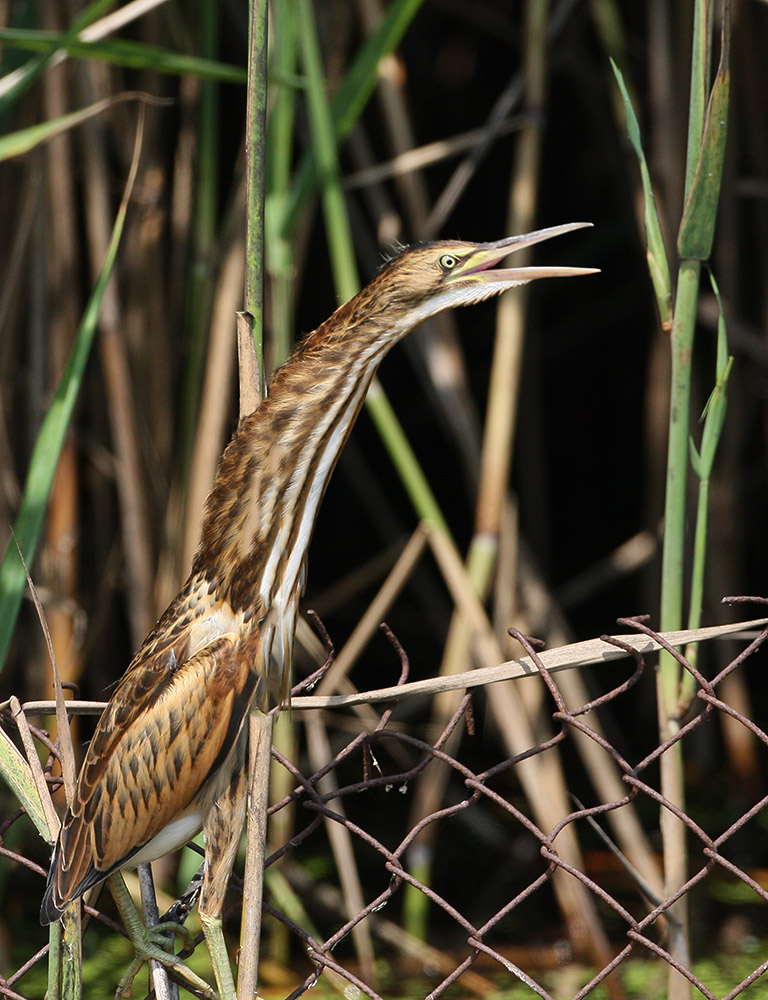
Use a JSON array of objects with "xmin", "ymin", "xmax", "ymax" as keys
[{"xmin": 448, "ymin": 222, "xmax": 599, "ymax": 285}]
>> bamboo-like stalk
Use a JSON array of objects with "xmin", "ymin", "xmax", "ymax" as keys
[
  {"xmin": 238, "ymin": 2, "xmax": 271, "ymax": 998},
  {"xmin": 239, "ymin": 712, "xmax": 273, "ymax": 999},
  {"xmin": 657, "ymin": 6, "xmax": 730, "ymax": 998},
  {"xmin": 243, "ymin": 0, "xmax": 269, "ymax": 374}
]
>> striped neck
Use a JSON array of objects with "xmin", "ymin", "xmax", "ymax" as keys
[
  {"xmin": 190, "ymin": 288, "xmax": 413, "ymax": 700},
  {"xmin": 194, "ymin": 294, "xmax": 406, "ymax": 593}
]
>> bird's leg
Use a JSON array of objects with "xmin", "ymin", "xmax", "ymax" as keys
[
  {"xmin": 138, "ymin": 863, "xmax": 180, "ymax": 1000},
  {"xmin": 199, "ymin": 912, "xmax": 237, "ymax": 1000},
  {"xmin": 198, "ymin": 750, "xmax": 250, "ymax": 1000},
  {"xmin": 107, "ymin": 872, "xmax": 219, "ymax": 1000}
]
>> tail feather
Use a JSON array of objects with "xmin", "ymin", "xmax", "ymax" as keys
[
  {"xmin": 40, "ymin": 842, "xmax": 64, "ymax": 925},
  {"xmin": 39, "ymin": 836, "xmax": 117, "ymax": 925}
]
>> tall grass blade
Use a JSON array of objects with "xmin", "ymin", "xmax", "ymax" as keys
[
  {"xmin": 0, "ymin": 0, "xmax": 118, "ymax": 108},
  {"xmin": 281, "ymin": 0, "xmax": 425, "ymax": 237},
  {"xmin": 0, "ymin": 118, "xmax": 142, "ymax": 674},
  {"xmin": 0, "ymin": 28, "xmax": 247, "ymax": 83},
  {"xmin": 0, "ymin": 91, "xmax": 165, "ymax": 161},
  {"xmin": 265, "ymin": 0, "xmax": 299, "ymax": 365}
]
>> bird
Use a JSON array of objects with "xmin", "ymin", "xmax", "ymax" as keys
[{"xmin": 40, "ymin": 223, "xmax": 596, "ymax": 998}]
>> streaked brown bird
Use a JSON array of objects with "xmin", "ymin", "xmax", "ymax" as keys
[{"xmin": 41, "ymin": 223, "xmax": 596, "ymax": 998}]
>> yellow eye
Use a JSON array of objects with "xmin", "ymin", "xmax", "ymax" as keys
[{"xmin": 439, "ymin": 253, "xmax": 459, "ymax": 271}]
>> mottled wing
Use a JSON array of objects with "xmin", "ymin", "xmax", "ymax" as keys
[{"xmin": 42, "ymin": 610, "xmax": 260, "ymax": 921}]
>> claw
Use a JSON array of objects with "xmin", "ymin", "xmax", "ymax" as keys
[
  {"xmin": 108, "ymin": 873, "xmax": 220, "ymax": 999},
  {"xmin": 114, "ymin": 920, "xmax": 219, "ymax": 1000}
]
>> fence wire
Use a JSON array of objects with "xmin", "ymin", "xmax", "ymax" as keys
[{"xmin": 2, "ymin": 611, "xmax": 768, "ymax": 1000}]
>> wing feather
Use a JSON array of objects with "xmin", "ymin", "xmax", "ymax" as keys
[{"xmin": 41, "ymin": 592, "xmax": 261, "ymax": 922}]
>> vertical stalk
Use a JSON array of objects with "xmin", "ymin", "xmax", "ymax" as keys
[
  {"xmin": 656, "ymin": 1, "xmax": 727, "ymax": 995},
  {"xmin": 654, "ymin": 270, "xmax": 700, "ymax": 997},
  {"xmin": 242, "ymin": 0, "xmax": 270, "ymax": 382},
  {"xmin": 58, "ymin": 905, "xmax": 83, "ymax": 1000},
  {"xmin": 240, "ymin": 2, "xmax": 270, "ymax": 997},
  {"xmin": 658, "ymin": 259, "xmax": 700, "ymax": 644},
  {"xmin": 178, "ymin": 0, "xmax": 220, "ymax": 469},
  {"xmin": 239, "ymin": 712, "xmax": 274, "ymax": 999},
  {"xmin": 295, "ymin": 0, "xmax": 358, "ymax": 302},
  {"xmin": 681, "ymin": 285, "xmax": 732, "ymax": 709},
  {"xmin": 265, "ymin": 0, "xmax": 298, "ymax": 366}
]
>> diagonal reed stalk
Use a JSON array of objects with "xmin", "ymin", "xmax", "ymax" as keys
[{"xmin": 399, "ymin": 3, "xmax": 623, "ymax": 977}]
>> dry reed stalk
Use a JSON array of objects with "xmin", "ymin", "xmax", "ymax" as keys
[
  {"xmin": 75, "ymin": 61, "xmax": 155, "ymax": 645},
  {"xmin": 304, "ymin": 711, "xmax": 377, "ymax": 985},
  {"xmin": 40, "ymin": 41, "xmax": 83, "ymax": 737},
  {"xmin": 396, "ymin": 0, "xmax": 618, "ymax": 975},
  {"xmin": 426, "ymin": 527, "xmax": 618, "ymax": 975},
  {"xmin": 182, "ymin": 221, "xmax": 245, "ymax": 568},
  {"xmin": 315, "ymin": 525, "xmax": 429, "ymax": 697},
  {"xmin": 509, "ymin": 541, "xmax": 664, "ymax": 901}
]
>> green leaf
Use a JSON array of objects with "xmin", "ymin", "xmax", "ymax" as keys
[
  {"xmin": 0, "ymin": 28, "xmax": 246, "ymax": 84},
  {"xmin": 695, "ymin": 271, "xmax": 733, "ymax": 476},
  {"xmin": 610, "ymin": 59, "xmax": 673, "ymax": 328},
  {"xmin": 678, "ymin": 65, "xmax": 729, "ymax": 261},
  {"xmin": 0, "ymin": 92, "xmax": 163, "ymax": 162},
  {"xmin": 0, "ymin": 723, "xmax": 49, "ymax": 840}
]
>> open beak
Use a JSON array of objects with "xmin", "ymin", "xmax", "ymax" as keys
[{"xmin": 449, "ymin": 222, "xmax": 599, "ymax": 284}]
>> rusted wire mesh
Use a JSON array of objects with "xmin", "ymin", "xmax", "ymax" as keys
[{"xmin": 2, "ymin": 613, "xmax": 768, "ymax": 999}]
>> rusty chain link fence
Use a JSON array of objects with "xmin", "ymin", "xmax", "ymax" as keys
[{"xmin": 2, "ymin": 610, "xmax": 768, "ymax": 999}]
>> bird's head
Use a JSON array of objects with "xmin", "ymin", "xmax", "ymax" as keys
[{"xmin": 375, "ymin": 221, "xmax": 598, "ymax": 332}]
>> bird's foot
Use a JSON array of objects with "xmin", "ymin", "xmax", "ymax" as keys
[
  {"xmin": 108, "ymin": 872, "xmax": 219, "ymax": 999},
  {"xmin": 114, "ymin": 920, "xmax": 219, "ymax": 999}
]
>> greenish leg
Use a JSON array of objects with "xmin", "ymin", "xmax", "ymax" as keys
[
  {"xmin": 107, "ymin": 873, "xmax": 219, "ymax": 999},
  {"xmin": 200, "ymin": 912, "xmax": 238, "ymax": 1000}
]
